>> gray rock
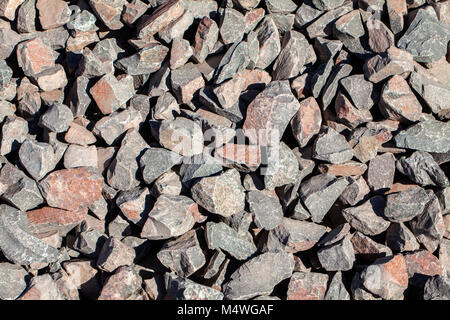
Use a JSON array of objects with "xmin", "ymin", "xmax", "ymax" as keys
[
  {"xmin": 318, "ymin": 223, "xmax": 351, "ymax": 247},
  {"xmin": 63, "ymin": 145, "xmax": 98, "ymax": 169},
  {"xmin": 424, "ymin": 275, "xmax": 450, "ymax": 300},
  {"xmin": 267, "ymin": 13, "xmax": 295, "ymax": 35},
  {"xmin": 18, "ymin": 139, "xmax": 60, "ymax": 181},
  {"xmin": 0, "ymin": 204, "xmax": 60, "ymax": 265},
  {"xmin": 384, "ymin": 187, "xmax": 431, "ymax": 222},
  {"xmin": 202, "ymin": 250, "xmax": 226, "ymax": 280},
  {"xmin": 410, "ymin": 191, "xmax": 445, "ymax": 252},
  {"xmin": 115, "ymin": 44, "xmax": 169, "ymax": 76},
  {"xmin": 171, "ymin": 63, "xmax": 205, "ymax": 104},
  {"xmin": 179, "ymin": 151, "xmax": 223, "ymax": 184},
  {"xmin": 313, "ymin": 126, "xmax": 354, "ymax": 164},
  {"xmin": 153, "ymin": 92, "xmax": 180, "ymax": 121},
  {"xmin": 107, "ymin": 129, "xmax": 150, "ymax": 191},
  {"xmin": 367, "ymin": 152, "xmax": 396, "ymax": 192},
  {"xmin": 313, "ymin": 0, "xmax": 345, "ymax": 10},
  {"xmin": 68, "ymin": 76, "xmax": 91, "ymax": 118},
  {"xmin": 340, "ymin": 74, "xmax": 375, "ymax": 110},
  {"xmin": 140, "ymin": 147, "xmax": 183, "ymax": 184},
  {"xmin": 94, "ymin": 108, "xmax": 143, "ymax": 145},
  {"xmin": 294, "ymin": 2, "xmax": 322, "ymax": 28},
  {"xmin": 394, "ymin": 120, "xmax": 450, "ymax": 154},
  {"xmin": 159, "ymin": 10, "xmax": 195, "ymax": 43},
  {"xmin": 73, "ymin": 229, "xmax": 107, "ymax": 258},
  {"xmin": 157, "ymin": 230, "xmax": 206, "ymax": 277},
  {"xmin": 158, "ymin": 117, "xmax": 204, "ymax": 157},
  {"xmin": 397, "ymin": 151, "xmax": 449, "ymax": 187},
  {"xmin": 317, "ymin": 235, "xmax": 355, "ymax": 271},
  {"xmin": 214, "ymin": 41, "xmax": 249, "ymax": 84},
  {"xmin": 385, "ymin": 223, "xmax": 420, "ymax": 253},
  {"xmin": 363, "ymin": 47, "xmax": 414, "ymax": 83},
  {"xmin": 97, "ymin": 237, "xmax": 135, "ymax": 273},
  {"xmin": 300, "ymin": 173, "xmax": 348, "ymax": 223},
  {"xmin": 206, "ymin": 222, "xmax": 257, "ymax": 260},
  {"xmin": 247, "ymin": 190, "xmax": 283, "ymax": 230},
  {"xmin": 19, "ymin": 274, "xmax": 64, "ymax": 300},
  {"xmin": 265, "ymin": 0, "xmax": 297, "ymax": 13},
  {"xmin": 39, "ymin": 103, "xmax": 74, "ymax": 133},
  {"xmin": 265, "ymin": 218, "xmax": 328, "ymax": 253},
  {"xmin": 98, "ymin": 266, "xmax": 143, "ymax": 300},
  {"xmin": 342, "ymin": 196, "xmax": 390, "ymax": 236},
  {"xmin": 437, "ymin": 187, "xmax": 450, "ymax": 215},
  {"xmin": 220, "ymin": 8, "xmax": 245, "ymax": 45},
  {"xmin": 107, "ymin": 214, "xmax": 132, "ymax": 239},
  {"xmin": 141, "ymin": 194, "xmax": 198, "ymax": 240},
  {"xmin": 321, "ymin": 63, "xmax": 353, "ymax": 109},
  {"xmin": 165, "ymin": 273, "xmax": 224, "ymax": 300},
  {"xmin": 398, "ymin": 9, "xmax": 449, "ymax": 63},
  {"xmin": 367, "ymin": 18, "xmax": 395, "ymax": 53},
  {"xmin": 340, "ymin": 175, "xmax": 370, "ymax": 206},
  {"xmin": 0, "ymin": 116, "xmax": 28, "ymax": 156},
  {"xmin": 314, "ymin": 37, "xmax": 343, "ymax": 63},
  {"xmin": 0, "ymin": 262, "xmax": 28, "ymax": 300},
  {"xmin": 192, "ymin": 16, "xmax": 219, "ymax": 64},
  {"xmin": 324, "ymin": 271, "xmax": 350, "ymax": 300},
  {"xmin": 0, "ymin": 28, "xmax": 20, "ymax": 60},
  {"xmin": 0, "ymin": 60, "xmax": 12, "ymax": 87},
  {"xmin": 306, "ymin": 2, "xmax": 353, "ymax": 38},
  {"xmin": 272, "ymin": 30, "xmax": 311, "ymax": 80},
  {"xmin": 199, "ymin": 86, "xmax": 244, "ymax": 123},
  {"xmin": 254, "ymin": 17, "xmax": 281, "ymax": 70},
  {"xmin": 409, "ymin": 70, "xmax": 450, "ymax": 115},
  {"xmin": 311, "ymin": 59, "xmax": 334, "ymax": 99},
  {"xmin": 223, "ymin": 251, "xmax": 295, "ymax": 300},
  {"xmin": 264, "ymin": 142, "xmax": 300, "ymax": 190},
  {"xmin": 191, "ymin": 168, "xmax": 245, "ymax": 217}
]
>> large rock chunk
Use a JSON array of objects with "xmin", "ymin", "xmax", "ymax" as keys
[
  {"xmin": 139, "ymin": 147, "xmax": 183, "ymax": 184},
  {"xmin": 205, "ymin": 222, "xmax": 257, "ymax": 260},
  {"xmin": 223, "ymin": 251, "xmax": 295, "ymax": 300},
  {"xmin": 394, "ymin": 121, "xmax": 450, "ymax": 154},
  {"xmin": 97, "ymin": 237, "xmax": 135, "ymax": 273},
  {"xmin": 0, "ymin": 262, "xmax": 28, "ymax": 300},
  {"xmin": 141, "ymin": 195, "xmax": 199, "ymax": 240},
  {"xmin": 192, "ymin": 16, "xmax": 218, "ymax": 63},
  {"xmin": 317, "ymin": 234, "xmax": 355, "ymax": 271},
  {"xmin": 397, "ymin": 151, "xmax": 449, "ymax": 187},
  {"xmin": 398, "ymin": 9, "xmax": 449, "ymax": 63},
  {"xmin": 312, "ymin": 126, "xmax": 354, "ymax": 164},
  {"xmin": 247, "ymin": 190, "xmax": 283, "ymax": 230},
  {"xmin": 290, "ymin": 97, "xmax": 322, "ymax": 148},
  {"xmin": 157, "ymin": 230, "xmax": 206, "ymax": 277},
  {"xmin": 384, "ymin": 187, "xmax": 431, "ymax": 222},
  {"xmin": 342, "ymin": 196, "xmax": 390, "ymax": 236},
  {"xmin": 254, "ymin": 17, "xmax": 281, "ymax": 70},
  {"xmin": 287, "ymin": 272, "xmax": 329, "ymax": 300},
  {"xmin": 26, "ymin": 207, "xmax": 87, "ymax": 237},
  {"xmin": 39, "ymin": 167, "xmax": 103, "ymax": 212},
  {"xmin": 0, "ymin": 204, "xmax": 60, "ymax": 265},
  {"xmin": 299, "ymin": 173, "xmax": 349, "ymax": 223},
  {"xmin": 361, "ymin": 255, "xmax": 408, "ymax": 300},
  {"xmin": 18, "ymin": 139, "xmax": 60, "ymax": 181},
  {"xmin": 191, "ymin": 169, "xmax": 245, "ymax": 217},
  {"xmin": 264, "ymin": 142, "xmax": 299, "ymax": 190},
  {"xmin": 90, "ymin": 73, "xmax": 134, "ymax": 115},
  {"xmin": 363, "ymin": 47, "xmax": 414, "ymax": 83},
  {"xmin": 171, "ymin": 63, "xmax": 205, "ymax": 104},
  {"xmin": 243, "ymin": 80, "xmax": 300, "ymax": 146},
  {"xmin": 137, "ymin": 0, "xmax": 184, "ymax": 38},
  {"xmin": 158, "ymin": 117, "xmax": 204, "ymax": 157},
  {"xmin": 98, "ymin": 266, "xmax": 142, "ymax": 300},
  {"xmin": 165, "ymin": 273, "xmax": 224, "ymax": 300}
]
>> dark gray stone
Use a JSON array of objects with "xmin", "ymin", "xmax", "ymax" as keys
[
  {"xmin": 140, "ymin": 147, "xmax": 183, "ymax": 184},
  {"xmin": 384, "ymin": 187, "xmax": 431, "ymax": 222},
  {"xmin": 317, "ymin": 235, "xmax": 355, "ymax": 271},
  {"xmin": 312, "ymin": 126, "xmax": 354, "ymax": 164},
  {"xmin": 247, "ymin": 190, "xmax": 283, "ymax": 230}
]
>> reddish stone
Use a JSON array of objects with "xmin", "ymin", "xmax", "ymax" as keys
[
  {"xmin": 287, "ymin": 272, "xmax": 328, "ymax": 300},
  {"xmin": 335, "ymin": 92, "xmax": 372, "ymax": 128},
  {"xmin": 138, "ymin": 0, "xmax": 184, "ymax": 38},
  {"xmin": 89, "ymin": 0, "xmax": 125, "ymax": 30},
  {"xmin": 236, "ymin": 69, "xmax": 271, "ymax": 90},
  {"xmin": 36, "ymin": 0, "xmax": 71, "ymax": 30},
  {"xmin": 244, "ymin": 8, "xmax": 265, "ymax": 33},
  {"xmin": 351, "ymin": 232, "xmax": 392, "ymax": 261},
  {"xmin": 290, "ymin": 97, "xmax": 322, "ymax": 148},
  {"xmin": 65, "ymin": 122, "xmax": 96, "ymax": 146},
  {"xmin": 380, "ymin": 75, "xmax": 422, "ymax": 123},
  {"xmin": 404, "ymin": 250, "xmax": 443, "ymax": 286},
  {"xmin": 192, "ymin": 16, "xmax": 218, "ymax": 63},
  {"xmin": 291, "ymin": 73, "xmax": 309, "ymax": 99},
  {"xmin": 386, "ymin": 0, "xmax": 407, "ymax": 34},
  {"xmin": 27, "ymin": 207, "xmax": 87, "ymax": 237},
  {"xmin": 16, "ymin": 37, "xmax": 56, "ymax": 77},
  {"xmin": 39, "ymin": 167, "xmax": 103, "ymax": 212},
  {"xmin": 318, "ymin": 161, "xmax": 367, "ymax": 177},
  {"xmin": 385, "ymin": 183, "xmax": 420, "ymax": 195},
  {"xmin": 215, "ymin": 143, "xmax": 261, "ymax": 172},
  {"xmin": 0, "ymin": 0, "xmax": 23, "ymax": 21}
]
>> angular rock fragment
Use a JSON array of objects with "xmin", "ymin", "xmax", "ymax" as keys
[
  {"xmin": 89, "ymin": 0, "xmax": 125, "ymax": 30},
  {"xmin": 215, "ymin": 143, "xmax": 261, "ymax": 172},
  {"xmin": 385, "ymin": 223, "xmax": 420, "ymax": 252},
  {"xmin": 115, "ymin": 44, "xmax": 169, "ymax": 76},
  {"xmin": 340, "ymin": 176, "xmax": 370, "ymax": 206},
  {"xmin": 19, "ymin": 274, "xmax": 64, "ymax": 300},
  {"xmin": 334, "ymin": 91, "xmax": 373, "ymax": 128},
  {"xmin": 394, "ymin": 121, "xmax": 450, "ymax": 154},
  {"xmin": 325, "ymin": 271, "xmax": 350, "ymax": 300},
  {"xmin": 137, "ymin": 0, "xmax": 184, "ymax": 38},
  {"xmin": 290, "ymin": 97, "xmax": 322, "ymax": 148},
  {"xmin": 254, "ymin": 17, "xmax": 281, "ymax": 69},
  {"xmin": 247, "ymin": 190, "xmax": 283, "ymax": 230},
  {"xmin": 340, "ymin": 74, "xmax": 374, "ymax": 110},
  {"xmin": 36, "ymin": 0, "xmax": 71, "ymax": 30},
  {"xmin": 170, "ymin": 38, "xmax": 192, "ymax": 70},
  {"xmin": 318, "ymin": 235, "xmax": 355, "ymax": 271},
  {"xmin": 157, "ymin": 230, "xmax": 206, "ymax": 277},
  {"xmin": 264, "ymin": 142, "xmax": 299, "ymax": 190},
  {"xmin": 141, "ymin": 195, "xmax": 199, "ymax": 240},
  {"xmin": 0, "ymin": 262, "xmax": 28, "ymax": 300},
  {"xmin": 287, "ymin": 272, "xmax": 328, "ymax": 300},
  {"xmin": 159, "ymin": 117, "xmax": 203, "ymax": 157},
  {"xmin": 214, "ymin": 41, "xmax": 249, "ymax": 84},
  {"xmin": 116, "ymin": 187, "xmax": 152, "ymax": 226},
  {"xmin": 165, "ymin": 273, "xmax": 224, "ymax": 300},
  {"xmin": 306, "ymin": 2, "xmax": 353, "ymax": 38},
  {"xmin": 97, "ymin": 237, "xmax": 135, "ymax": 273},
  {"xmin": 342, "ymin": 196, "xmax": 390, "ymax": 236},
  {"xmin": 384, "ymin": 187, "xmax": 430, "ymax": 222},
  {"xmin": 206, "ymin": 222, "xmax": 257, "ymax": 260},
  {"xmin": 27, "ymin": 207, "xmax": 87, "ymax": 237},
  {"xmin": 351, "ymin": 231, "xmax": 393, "ymax": 262},
  {"xmin": 90, "ymin": 74, "xmax": 134, "ymax": 115},
  {"xmin": 361, "ymin": 255, "xmax": 408, "ymax": 300},
  {"xmin": 39, "ymin": 167, "xmax": 103, "ymax": 212},
  {"xmin": 404, "ymin": 250, "xmax": 443, "ymax": 287},
  {"xmin": 367, "ymin": 152, "xmax": 396, "ymax": 193},
  {"xmin": 364, "ymin": 47, "xmax": 414, "ymax": 83},
  {"xmin": 423, "ymin": 275, "xmax": 450, "ymax": 300},
  {"xmin": 0, "ymin": 204, "xmax": 61, "ymax": 265},
  {"xmin": 98, "ymin": 266, "xmax": 142, "ymax": 300},
  {"xmin": 171, "ymin": 63, "xmax": 205, "ymax": 104},
  {"xmin": 397, "ymin": 151, "xmax": 449, "ymax": 187},
  {"xmin": 223, "ymin": 251, "xmax": 295, "ymax": 300},
  {"xmin": 386, "ymin": 0, "xmax": 407, "ymax": 35},
  {"xmin": 313, "ymin": 126, "xmax": 353, "ymax": 164}
]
